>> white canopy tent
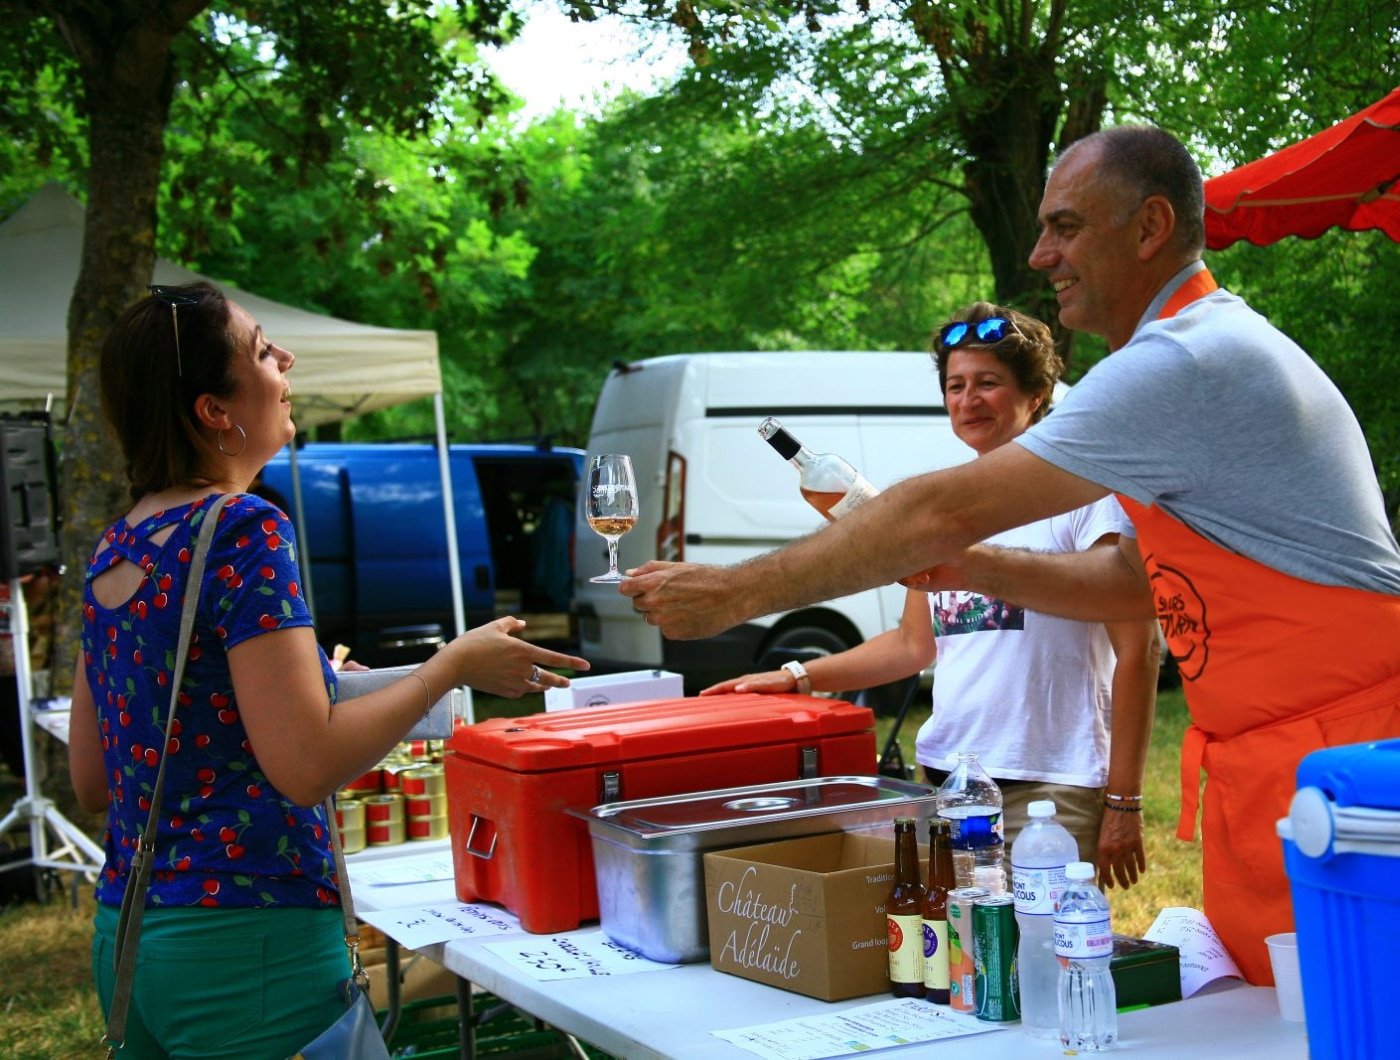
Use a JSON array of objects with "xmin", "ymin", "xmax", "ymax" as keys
[{"xmin": 0, "ymin": 182, "xmax": 467, "ymax": 636}]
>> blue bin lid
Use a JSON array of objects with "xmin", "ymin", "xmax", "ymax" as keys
[{"xmin": 1296, "ymin": 738, "xmax": 1400, "ymax": 810}]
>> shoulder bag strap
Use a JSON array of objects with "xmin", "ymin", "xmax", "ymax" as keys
[
  {"xmin": 104, "ymin": 493, "xmax": 234, "ymax": 1056},
  {"xmin": 325, "ymin": 792, "xmax": 368, "ymax": 990}
]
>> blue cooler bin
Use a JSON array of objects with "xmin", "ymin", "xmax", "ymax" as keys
[{"xmin": 1279, "ymin": 738, "xmax": 1400, "ymax": 1059}]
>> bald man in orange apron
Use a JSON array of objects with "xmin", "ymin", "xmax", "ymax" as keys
[
  {"xmin": 1011, "ymin": 138, "xmax": 1400, "ymax": 983},
  {"xmin": 620, "ymin": 126, "xmax": 1400, "ymax": 983}
]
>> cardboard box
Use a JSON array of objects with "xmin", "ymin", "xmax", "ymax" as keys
[
  {"xmin": 704, "ymin": 832, "xmax": 901, "ymax": 1001},
  {"xmin": 543, "ymin": 669, "xmax": 683, "ymax": 711}
]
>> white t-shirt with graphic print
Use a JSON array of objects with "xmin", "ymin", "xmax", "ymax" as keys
[{"xmin": 914, "ymin": 495, "xmax": 1133, "ymax": 787}]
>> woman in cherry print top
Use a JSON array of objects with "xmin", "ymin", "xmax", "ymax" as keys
[{"xmin": 68, "ymin": 282, "xmax": 588, "ymax": 1058}]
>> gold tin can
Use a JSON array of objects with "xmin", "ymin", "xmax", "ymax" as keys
[
  {"xmin": 400, "ymin": 764, "xmax": 446, "ymax": 798},
  {"xmin": 407, "ymin": 814, "xmax": 450, "ymax": 841},
  {"xmin": 342, "ymin": 769, "xmax": 382, "ymax": 796},
  {"xmin": 367, "ymin": 819, "xmax": 406, "ymax": 846},
  {"xmin": 405, "ymin": 793, "xmax": 447, "ymax": 818},
  {"xmin": 362, "ymin": 793, "xmax": 404, "ymax": 825},
  {"xmin": 339, "ymin": 825, "xmax": 368, "ymax": 854},
  {"xmin": 335, "ymin": 798, "xmax": 366, "ymax": 831}
]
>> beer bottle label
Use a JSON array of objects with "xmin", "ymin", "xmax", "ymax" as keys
[
  {"xmin": 922, "ymin": 918, "xmax": 950, "ymax": 990},
  {"xmin": 887, "ymin": 913, "xmax": 924, "ymax": 983}
]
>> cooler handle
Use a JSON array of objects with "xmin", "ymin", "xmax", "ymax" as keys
[
  {"xmin": 1284, "ymin": 786, "xmax": 1400, "ymax": 861},
  {"xmin": 465, "ymin": 815, "xmax": 498, "ymax": 860}
]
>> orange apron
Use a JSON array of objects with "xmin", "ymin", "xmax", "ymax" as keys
[{"xmin": 1117, "ymin": 268, "xmax": 1400, "ymax": 984}]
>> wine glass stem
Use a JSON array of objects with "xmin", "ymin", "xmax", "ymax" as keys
[{"xmin": 606, "ymin": 535, "xmax": 620, "ymax": 575}]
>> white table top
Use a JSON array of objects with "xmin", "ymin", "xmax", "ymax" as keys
[{"xmin": 347, "ymin": 852, "xmax": 1308, "ymax": 1060}]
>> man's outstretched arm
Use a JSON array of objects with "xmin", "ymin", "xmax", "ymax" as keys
[{"xmin": 620, "ymin": 442, "xmax": 1110, "ymax": 640}]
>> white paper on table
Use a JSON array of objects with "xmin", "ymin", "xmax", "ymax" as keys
[
  {"xmin": 357, "ymin": 901, "xmax": 523, "ymax": 949},
  {"xmin": 482, "ymin": 930, "xmax": 679, "ymax": 980},
  {"xmin": 352, "ymin": 855, "xmax": 455, "ymax": 886},
  {"xmin": 713, "ymin": 997, "xmax": 1006, "ymax": 1060},
  {"xmin": 1144, "ymin": 906, "xmax": 1243, "ymax": 997}
]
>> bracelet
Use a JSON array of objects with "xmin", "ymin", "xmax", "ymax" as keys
[
  {"xmin": 1103, "ymin": 801, "xmax": 1143, "ymax": 813},
  {"xmin": 410, "ymin": 671, "xmax": 433, "ymax": 715},
  {"xmin": 780, "ymin": 660, "xmax": 812, "ymax": 696},
  {"xmin": 1104, "ymin": 793, "xmax": 1144, "ymax": 803}
]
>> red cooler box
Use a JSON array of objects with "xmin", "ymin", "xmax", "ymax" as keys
[{"xmin": 445, "ymin": 693, "xmax": 876, "ymax": 933}]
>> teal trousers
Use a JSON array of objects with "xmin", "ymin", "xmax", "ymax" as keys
[{"xmin": 93, "ymin": 902, "xmax": 349, "ymax": 1059}]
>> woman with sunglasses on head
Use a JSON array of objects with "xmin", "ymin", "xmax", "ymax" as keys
[
  {"xmin": 67, "ymin": 281, "xmax": 588, "ymax": 1059},
  {"xmin": 703, "ymin": 302, "xmax": 1158, "ymax": 889}
]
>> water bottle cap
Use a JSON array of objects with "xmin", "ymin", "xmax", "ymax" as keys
[
  {"xmin": 1065, "ymin": 861, "xmax": 1095, "ymax": 880},
  {"xmin": 1027, "ymin": 800, "xmax": 1058, "ymax": 817}
]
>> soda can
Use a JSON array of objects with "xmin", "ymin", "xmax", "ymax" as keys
[
  {"xmin": 972, "ymin": 894, "xmax": 1020, "ymax": 1022},
  {"xmin": 947, "ymin": 886, "xmax": 987, "ymax": 1014}
]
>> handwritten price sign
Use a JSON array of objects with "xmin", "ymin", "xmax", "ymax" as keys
[
  {"xmin": 358, "ymin": 901, "xmax": 523, "ymax": 949},
  {"xmin": 484, "ymin": 931, "xmax": 679, "ymax": 981}
]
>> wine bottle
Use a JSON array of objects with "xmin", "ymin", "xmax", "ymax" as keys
[{"xmin": 759, "ymin": 417, "xmax": 880, "ymax": 521}]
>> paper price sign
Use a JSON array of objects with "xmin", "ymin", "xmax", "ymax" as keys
[
  {"xmin": 483, "ymin": 931, "xmax": 678, "ymax": 981},
  {"xmin": 357, "ymin": 901, "xmax": 522, "ymax": 949}
]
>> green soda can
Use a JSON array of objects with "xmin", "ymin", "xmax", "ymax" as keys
[{"xmin": 973, "ymin": 893, "xmax": 1020, "ymax": 1022}]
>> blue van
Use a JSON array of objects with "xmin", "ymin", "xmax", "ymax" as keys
[{"xmin": 260, "ymin": 442, "xmax": 584, "ymax": 666}]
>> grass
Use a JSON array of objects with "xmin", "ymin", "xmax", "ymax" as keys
[{"xmin": 0, "ymin": 685, "xmax": 1200, "ymax": 1056}]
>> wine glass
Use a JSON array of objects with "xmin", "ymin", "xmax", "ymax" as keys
[{"xmin": 585, "ymin": 453, "xmax": 639, "ymax": 583}]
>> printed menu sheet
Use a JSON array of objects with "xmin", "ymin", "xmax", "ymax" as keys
[
  {"xmin": 1145, "ymin": 906, "xmax": 1243, "ymax": 997},
  {"xmin": 713, "ymin": 997, "xmax": 1006, "ymax": 1059}
]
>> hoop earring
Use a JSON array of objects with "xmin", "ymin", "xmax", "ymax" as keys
[{"xmin": 216, "ymin": 424, "xmax": 248, "ymax": 457}]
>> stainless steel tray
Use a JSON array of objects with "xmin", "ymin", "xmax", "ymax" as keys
[{"xmin": 573, "ymin": 775, "xmax": 938, "ymax": 963}]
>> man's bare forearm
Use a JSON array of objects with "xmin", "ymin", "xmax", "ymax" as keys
[{"xmin": 957, "ymin": 539, "xmax": 1154, "ymax": 622}]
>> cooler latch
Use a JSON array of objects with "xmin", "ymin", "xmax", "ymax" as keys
[
  {"xmin": 799, "ymin": 747, "xmax": 819, "ymax": 778},
  {"xmin": 600, "ymin": 771, "xmax": 622, "ymax": 803}
]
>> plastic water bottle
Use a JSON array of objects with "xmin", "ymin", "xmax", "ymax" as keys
[
  {"xmin": 1012, "ymin": 800, "xmax": 1079, "ymax": 1039},
  {"xmin": 1055, "ymin": 860, "xmax": 1118, "ymax": 1052},
  {"xmin": 936, "ymin": 751, "xmax": 1005, "ymax": 895}
]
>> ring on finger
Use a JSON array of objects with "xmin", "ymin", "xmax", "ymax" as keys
[{"xmin": 529, "ymin": 665, "xmax": 541, "ymax": 684}]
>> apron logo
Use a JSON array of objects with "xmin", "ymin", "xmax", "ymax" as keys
[{"xmin": 1147, "ymin": 560, "xmax": 1210, "ymax": 681}]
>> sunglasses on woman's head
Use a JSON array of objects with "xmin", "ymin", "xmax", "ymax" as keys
[
  {"xmin": 147, "ymin": 285, "xmax": 201, "ymax": 377},
  {"xmin": 938, "ymin": 316, "xmax": 1023, "ymax": 350}
]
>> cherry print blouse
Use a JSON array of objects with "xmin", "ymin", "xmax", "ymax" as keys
[{"xmin": 81, "ymin": 493, "xmax": 339, "ymax": 910}]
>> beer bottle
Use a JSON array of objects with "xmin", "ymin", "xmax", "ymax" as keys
[
  {"xmin": 887, "ymin": 816, "xmax": 926, "ymax": 998},
  {"xmin": 922, "ymin": 817, "xmax": 956, "ymax": 1003}
]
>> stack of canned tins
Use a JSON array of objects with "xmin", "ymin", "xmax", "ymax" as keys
[{"xmin": 334, "ymin": 739, "xmax": 447, "ymax": 853}]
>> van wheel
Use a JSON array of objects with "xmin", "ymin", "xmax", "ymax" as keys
[{"xmin": 757, "ymin": 625, "xmax": 852, "ymax": 670}]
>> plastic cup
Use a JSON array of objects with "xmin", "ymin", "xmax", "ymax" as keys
[{"xmin": 1265, "ymin": 932, "xmax": 1305, "ymax": 1022}]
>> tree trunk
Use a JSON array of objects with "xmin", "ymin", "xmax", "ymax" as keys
[{"xmin": 49, "ymin": 3, "xmax": 204, "ymax": 693}]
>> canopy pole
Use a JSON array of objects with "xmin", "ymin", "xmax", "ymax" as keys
[
  {"xmin": 434, "ymin": 393, "xmax": 473, "ymax": 724},
  {"xmin": 435, "ymin": 392, "xmax": 466, "ymax": 639}
]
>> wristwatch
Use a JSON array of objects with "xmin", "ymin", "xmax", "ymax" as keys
[{"xmin": 781, "ymin": 660, "xmax": 812, "ymax": 695}]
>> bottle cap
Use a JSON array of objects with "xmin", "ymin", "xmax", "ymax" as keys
[
  {"xmin": 758, "ymin": 418, "xmax": 800, "ymax": 460},
  {"xmin": 1066, "ymin": 861, "xmax": 1095, "ymax": 880},
  {"xmin": 1027, "ymin": 800, "xmax": 1058, "ymax": 818}
]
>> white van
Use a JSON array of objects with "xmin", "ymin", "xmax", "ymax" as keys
[{"xmin": 574, "ymin": 351, "xmax": 973, "ymax": 693}]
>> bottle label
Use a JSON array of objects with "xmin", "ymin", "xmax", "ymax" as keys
[
  {"xmin": 829, "ymin": 475, "xmax": 879, "ymax": 519},
  {"xmin": 942, "ymin": 808, "xmax": 1003, "ymax": 850},
  {"xmin": 887, "ymin": 913, "xmax": 924, "ymax": 983},
  {"xmin": 1011, "ymin": 864, "xmax": 1067, "ymax": 916},
  {"xmin": 922, "ymin": 919, "xmax": 950, "ymax": 990},
  {"xmin": 1054, "ymin": 914, "xmax": 1113, "ymax": 959}
]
